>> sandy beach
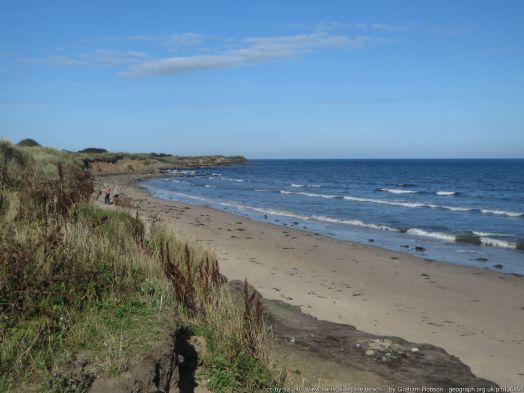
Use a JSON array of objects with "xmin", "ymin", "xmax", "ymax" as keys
[{"xmin": 97, "ymin": 174, "xmax": 524, "ymax": 386}]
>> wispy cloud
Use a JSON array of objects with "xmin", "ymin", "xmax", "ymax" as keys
[
  {"xmin": 5, "ymin": 24, "xmax": 398, "ymax": 77},
  {"xmin": 353, "ymin": 23, "xmax": 409, "ymax": 32},
  {"xmin": 123, "ymin": 32, "xmax": 370, "ymax": 77}
]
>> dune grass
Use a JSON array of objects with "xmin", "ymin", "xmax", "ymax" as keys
[{"xmin": 0, "ymin": 140, "xmax": 278, "ymax": 392}]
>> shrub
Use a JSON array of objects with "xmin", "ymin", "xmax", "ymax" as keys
[
  {"xmin": 17, "ymin": 138, "xmax": 40, "ymax": 147},
  {"xmin": 0, "ymin": 141, "xmax": 277, "ymax": 392},
  {"xmin": 78, "ymin": 147, "xmax": 108, "ymax": 154}
]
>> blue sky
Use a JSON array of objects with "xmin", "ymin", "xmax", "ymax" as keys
[{"xmin": 1, "ymin": 0, "xmax": 523, "ymax": 158}]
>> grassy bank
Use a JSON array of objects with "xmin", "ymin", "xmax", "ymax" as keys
[{"xmin": 0, "ymin": 140, "xmax": 276, "ymax": 392}]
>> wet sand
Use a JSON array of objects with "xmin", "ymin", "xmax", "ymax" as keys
[{"xmin": 97, "ymin": 174, "xmax": 524, "ymax": 386}]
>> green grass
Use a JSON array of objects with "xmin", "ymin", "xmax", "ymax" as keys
[{"xmin": 0, "ymin": 139, "xmax": 278, "ymax": 392}]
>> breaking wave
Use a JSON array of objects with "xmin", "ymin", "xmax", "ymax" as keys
[
  {"xmin": 407, "ymin": 229, "xmax": 522, "ymax": 250},
  {"xmin": 340, "ymin": 195, "xmax": 521, "ymax": 217},
  {"xmin": 279, "ymin": 191, "xmax": 523, "ymax": 218},
  {"xmin": 406, "ymin": 228, "xmax": 456, "ymax": 242},
  {"xmin": 379, "ymin": 188, "xmax": 417, "ymax": 194},
  {"xmin": 291, "ymin": 183, "xmax": 321, "ymax": 188},
  {"xmin": 280, "ymin": 190, "xmax": 336, "ymax": 199}
]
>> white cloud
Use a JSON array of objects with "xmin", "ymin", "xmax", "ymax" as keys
[
  {"xmin": 7, "ymin": 25, "xmax": 394, "ymax": 76},
  {"xmin": 123, "ymin": 32, "xmax": 370, "ymax": 77}
]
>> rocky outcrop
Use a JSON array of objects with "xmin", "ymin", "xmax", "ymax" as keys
[
  {"xmin": 228, "ymin": 280, "xmax": 498, "ymax": 389},
  {"xmin": 87, "ymin": 154, "xmax": 248, "ymax": 176}
]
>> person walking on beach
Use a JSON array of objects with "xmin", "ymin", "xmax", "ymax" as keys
[{"xmin": 104, "ymin": 186, "xmax": 111, "ymax": 205}]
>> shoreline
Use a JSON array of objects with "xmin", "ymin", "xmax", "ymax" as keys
[
  {"xmin": 141, "ymin": 171, "xmax": 524, "ymax": 275},
  {"xmin": 96, "ymin": 174, "xmax": 524, "ymax": 386}
]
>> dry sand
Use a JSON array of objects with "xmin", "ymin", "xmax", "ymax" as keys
[{"xmin": 97, "ymin": 175, "xmax": 524, "ymax": 386}]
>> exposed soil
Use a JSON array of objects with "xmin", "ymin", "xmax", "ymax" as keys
[{"xmin": 229, "ymin": 280, "xmax": 498, "ymax": 390}]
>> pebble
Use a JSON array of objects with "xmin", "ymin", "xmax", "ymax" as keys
[
  {"xmin": 411, "ymin": 347, "xmax": 420, "ymax": 353},
  {"xmin": 290, "ymin": 336, "xmax": 296, "ymax": 343},
  {"xmin": 365, "ymin": 349, "xmax": 375, "ymax": 356}
]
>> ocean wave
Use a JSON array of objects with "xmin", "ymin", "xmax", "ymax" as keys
[
  {"xmin": 310, "ymin": 215, "xmax": 398, "ymax": 231},
  {"xmin": 472, "ymin": 231, "xmax": 515, "ymax": 237},
  {"xmin": 280, "ymin": 190, "xmax": 337, "ymax": 199},
  {"xmin": 480, "ymin": 209, "xmax": 523, "ymax": 218},
  {"xmin": 480, "ymin": 237, "xmax": 524, "ymax": 250},
  {"xmin": 241, "ymin": 205, "xmax": 311, "ymax": 220},
  {"xmin": 291, "ymin": 183, "xmax": 321, "ymax": 188},
  {"xmin": 221, "ymin": 177, "xmax": 245, "ymax": 182},
  {"xmin": 241, "ymin": 206, "xmax": 398, "ymax": 231},
  {"xmin": 436, "ymin": 191, "xmax": 460, "ymax": 196},
  {"xmin": 339, "ymin": 195, "xmax": 523, "ymax": 218},
  {"xmin": 379, "ymin": 188, "xmax": 417, "ymax": 194},
  {"xmin": 406, "ymin": 228, "xmax": 456, "ymax": 242},
  {"xmin": 407, "ymin": 229, "xmax": 522, "ymax": 250},
  {"xmin": 279, "ymin": 190, "xmax": 524, "ymax": 218},
  {"xmin": 341, "ymin": 195, "xmax": 438, "ymax": 209},
  {"xmin": 172, "ymin": 179, "xmax": 191, "ymax": 185},
  {"xmin": 205, "ymin": 184, "xmax": 216, "ymax": 188},
  {"xmin": 478, "ymin": 237, "xmax": 512, "ymax": 249}
]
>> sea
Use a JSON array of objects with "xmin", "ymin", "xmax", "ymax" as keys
[{"xmin": 140, "ymin": 159, "xmax": 524, "ymax": 275}]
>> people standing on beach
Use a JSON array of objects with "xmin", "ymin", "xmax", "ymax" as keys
[{"xmin": 104, "ymin": 186, "xmax": 111, "ymax": 205}]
